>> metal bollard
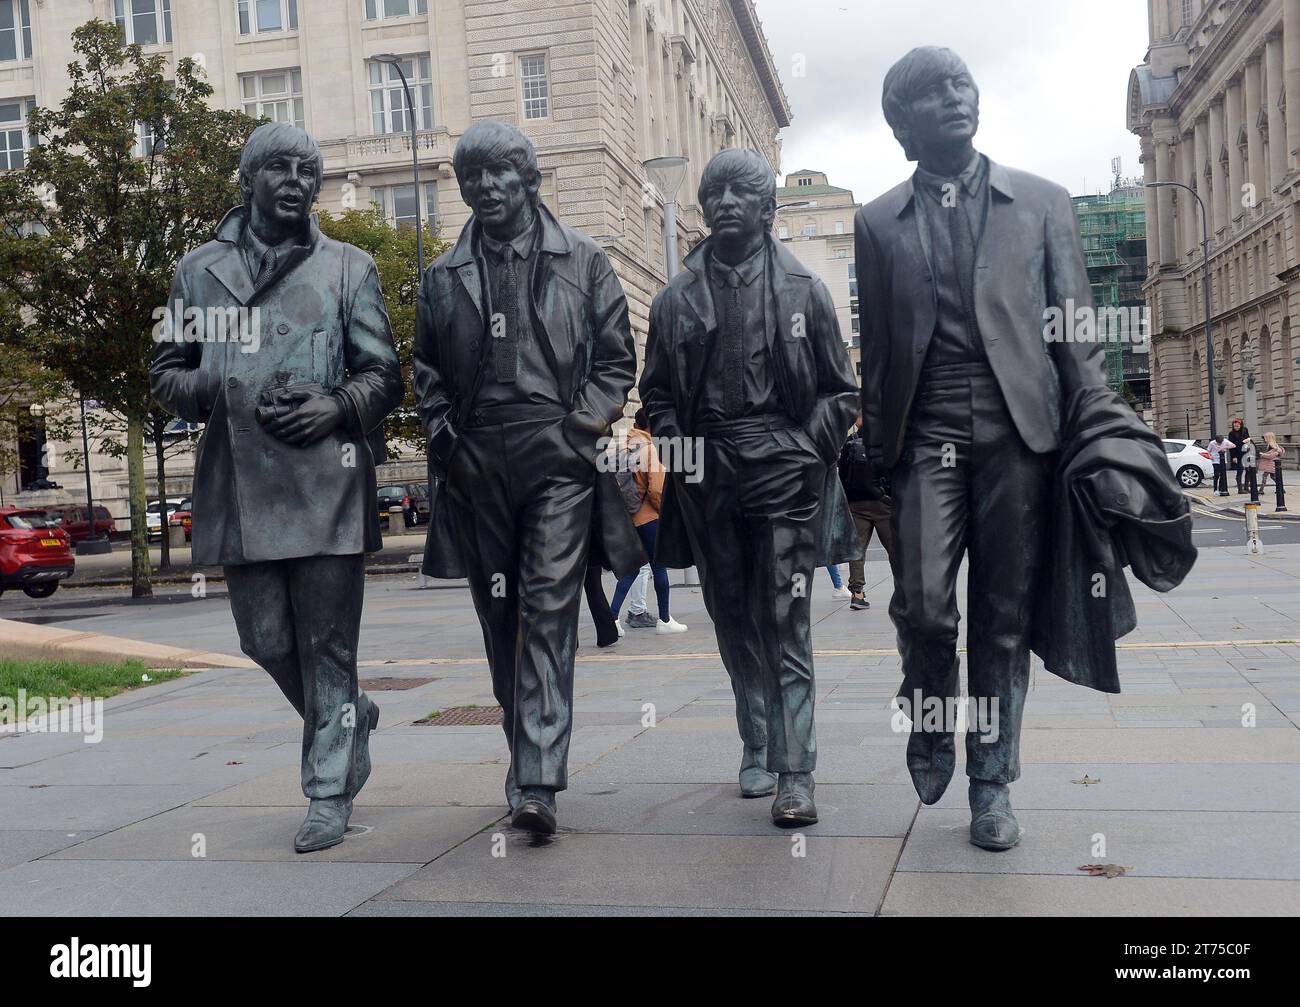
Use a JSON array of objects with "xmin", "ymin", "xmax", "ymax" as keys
[{"xmin": 1244, "ymin": 500, "xmax": 1263, "ymax": 555}]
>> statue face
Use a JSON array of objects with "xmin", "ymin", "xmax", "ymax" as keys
[
  {"xmin": 250, "ymin": 153, "xmax": 317, "ymax": 231},
  {"xmin": 905, "ymin": 70, "xmax": 979, "ymax": 152},
  {"xmin": 702, "ymin": 176, "xmax": 771, "ymax": 244},
  {"xmin": 460, "ymin": 158, "xmax": 533, "ymax": 231}
]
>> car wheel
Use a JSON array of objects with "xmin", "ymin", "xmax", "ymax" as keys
[
  {"xmin": 23, "ymin": 582, "xmax": 58, "ymax": 599},
  {"xmin": 1177, "ymin": 465, "xmax": 1203, "ymax": 488}
]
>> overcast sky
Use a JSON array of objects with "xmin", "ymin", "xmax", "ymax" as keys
[{"xmin": 753, "ymin": 0, "xmax": 1148, "ymax": 202}]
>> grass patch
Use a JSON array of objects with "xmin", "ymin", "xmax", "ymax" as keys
[{"xmin": 0, "ymin": 659, "xmax": 183, "ymax": 704}]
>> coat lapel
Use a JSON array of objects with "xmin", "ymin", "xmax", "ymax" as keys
[{"xmin": 205, "ymin": 244, "xmax": 256, "ymax": 306}]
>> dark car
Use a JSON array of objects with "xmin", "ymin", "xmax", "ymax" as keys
[
  {"xmin": 44, "ymin": 504, "xmax": 116, "ymax": 543},
  {"xmin": 377, "ymin": 483, "xmax": 429, "ymax": 529},
  {"xmin": 0, "ymin": 507, "xmax": 74, "ymax": 599}
]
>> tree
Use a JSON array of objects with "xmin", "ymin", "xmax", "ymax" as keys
[
  {"xmin": 317, "ymin": 206, "xmax": 447, "ymax": 454},
  {"xmin": 0, "ymin": 19, "xmax": 258, "ymax": 596}
]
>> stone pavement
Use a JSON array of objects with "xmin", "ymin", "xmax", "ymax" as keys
[{"xmin": 1, "ymin": 537, "xmax": 1298, "ymax": 916}]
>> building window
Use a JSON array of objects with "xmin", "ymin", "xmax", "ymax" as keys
[
  {"xmin": 797, "ymin": 177, "xmax": 812, "ymax": 187},
  {"xmin": 832, "ymin": 247, "xmax": 848, "ymax": 259},
  {"xmin": 368, "ymin": 55, "xmax": 433, "ymax": 134},
  {"xmin": 1181, "ymin": 0, "xmax": 1194, "ymax": 27},
  {"xmin": 115, "ymin": 0, "xmax": 172, "ymax": 46},
  {"xmin": 372, "ymin": 180, "xmax": 440, "ymax": 230},
  {"xmin": 365, "ymin": 0, "xmax": 427, "ymax": 18},
  {"xmin": 241, "ymin": 70, "xmax": 304, "ymax": 128},
  {"xmin": 802, "ymin": 221, "xmax": 816, "ymax": 237},
  {"xmin": 237, "ymin": 0, "xmax": 298, "ymax": 36},
  {"xmin": 0, "ymin": 0, "xmax": 32, "ymax": 62},
  {"xmin": 134, "ymin": 119, "xmax": 162, "ymax": 157},
  {"xmin": 778, "ymin": 225, "xmax": 790, "ymax": 240},
  {"xmin": 520, "ymin": 53, "xmax": 550, "ymax": 120},
  {"xmin": 0, "ymin": 97, "xmax": 33, "ymax": 169},
  {"xmin": 851, "ymin": 317, "xmax": 861, "ymax": 334},
  {"xmin": 835, "ymin": 221, "xmax": 845, "ymax": 234}
]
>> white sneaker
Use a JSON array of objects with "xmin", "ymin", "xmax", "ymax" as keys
[
  {"xmin": 615, "ymin": 620, "xmax": 625, "ymax": 638},
  {"xmin": 655, "ymin": 617, "xmax": 688, "ymax": 634},
  {"xmin": 831, "ymin": 585, "xmax": 852, "ymax": 600}
]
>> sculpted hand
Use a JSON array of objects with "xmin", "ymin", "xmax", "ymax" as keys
[{"xmin": 260, "ymin": 388, "xmax": 345, "ymax": 446}]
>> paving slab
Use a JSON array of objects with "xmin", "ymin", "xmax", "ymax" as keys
[
  {"xmin": 194, "ymin": 761, "xmax": 509, "ymax": 808},
  {"xmin": 48, "ymin": 804, "xmax": 502, "ymax": 864},
  {"xmin": 0, "ymin": 829, "xmax": 105, "ymax": 870},
  {"xmin": 880, "ymin": 872, "xmax": 1300, "ymax": 916},
  {"xmin": 378, "ymin": 834, "xmax": 901, "ymax": 913},
  {"xmin": 900, "ymin": 809, "xmax": 1300, "ymax": 880},
  {"xmin": 0, "ymin": 784, "xmax": 203, "ymax": 832},
  {"xmin": 0, "ymin": 859, "xmax": 419, "ymax": 916}
]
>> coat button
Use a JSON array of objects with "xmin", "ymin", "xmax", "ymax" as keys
[
  {"xmin": 1115, "ymin": 492, "xmax": 1129, "ymax": 506},
  {"xmin": 277, "ymin": 323, "xmax": 289, "ymax": 335},
  {"xmin": 227, "ymin": 377, "xmax": 239, "ymax": 388}
]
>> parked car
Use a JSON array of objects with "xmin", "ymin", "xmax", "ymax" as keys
[
  {"xmin": 44, "ymin": 504, "xmax": 116, "ymax": 543},
  {"xmin": 146, "ymin": 498, "xmax": 187, "ymax": 541},
  {"xmin": 1163, "ymin": 439, "xmax": 1214, "ymax": 488},
  {"xmin": 377, "ymin": 483, "xmax": 430, "ymax": 528},
  {"xmin": 168, "ymin": 497, "xmax": 193, "ymax": 542},
  {"xmin": 0, "ymin": 507, "xmax": 74, "ymax": 599}
]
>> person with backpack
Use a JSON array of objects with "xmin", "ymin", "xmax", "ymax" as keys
[
  {"xmin": 611, "ymin": 410, "xmax": 686, "ymax": 634},
  {"xmin": 838, "ymin": 415, "xmax": 894, "ymax": 610}
]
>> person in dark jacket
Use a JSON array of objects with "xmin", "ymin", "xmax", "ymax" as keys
[
  {"xmin": 151, "ymin": 123, "xmax": 403, "ymax": 853},
  {"xmin": 1227, "ymin": 417, "xmax": 1250, "ymax": 493},
  {"xmin": 412, "ymin": 121, "xmax": 637, "ymax": 836},
  {"xmin": 838, "ymin": 414, "xmax": 894, "ymax": 610}
]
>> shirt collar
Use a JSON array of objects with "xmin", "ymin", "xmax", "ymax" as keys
[
  {"xmin": 915, "ymin": 151, "xmax": 985, "ymax": 201},
  {"xmin": 708, "ymin": 243, "xmax": 765, "ymax": 288},
  {"xmin": 480, "ymin": 216, "xmax": 537, "ymax": 261}
]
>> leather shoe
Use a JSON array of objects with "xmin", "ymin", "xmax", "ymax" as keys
[
  {"xmin": 906, "ymin": 730, "xmax": 956, "ymax": 805},
  {"xmin": 770, "ymin": 772, "xmax": 818, "ymax": 826},
  {"xmin": 739, "ymin": 745, "xmax": 777, "ymax": 798},
  {"xmin": 510, "ymin": 786, "xmax": 557, "ymax": 835},
  {"xmin": 294, "ymin": 795, "xmax": 353, "ymax": 853},
  {"xmin": 351, "ymin": 694, "xmax": 380, "ymax": 800},
  {"xmin": 968, "ymin": 779, "xmax": 1023, "ymax": 851}
]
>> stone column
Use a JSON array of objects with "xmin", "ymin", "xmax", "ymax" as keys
[
  {"xmin": 1180, "ymin": 130, "xmax": 1198, "ymax": 255},
  {"xmin": 1209, "ymin": 98, "xmax": 1228, "ymax": 232},
  {"xmin": 1194, "ymin": 116, "xmax": 1211, "ymax": 235},
  {"xmin": 1155, "ymin": 137, "xmax": 1177, "ymax": 266},
  {"xmin": 1142, "ymin": 137, "xmax": 1161, "ymax": 271},
  {"xmin": 1286, "ymin": 0, "xmax": 1300, "ymax": 168},
  {"xmin": 1244, "ymin": 56, "xmax": 1267, "ymax": 202},
  {"xmin": 1226, "ymin": 76, "xmax": 1244, "ymax": 220},
  {"xmin": 1267, "ymin": 34, "xmax": 1288, "ymax": 189}
]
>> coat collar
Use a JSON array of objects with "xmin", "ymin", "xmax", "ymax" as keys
[
  {"xmin": 208, "ymin": 205, "xmax": 321, "ymax": 305},
  {"xmin": 679, "ymin": 233, "xmax": 811, "ymax": 333},
  {"xmin": 888, "ymin": 154, "xmax": 1015, "ymax": 218}
]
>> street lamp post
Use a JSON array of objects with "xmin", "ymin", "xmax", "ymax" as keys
[
  {"xmin": 374, "ymin": 53, "xmax": 424, "ymax": 274},
  {"xmin": 1148, "ymin": 181, "xmax": 1216, "ymax": 440},
  {"xmin": 643, "ymin": 155, "xmax": 689, "ymax": 280}
]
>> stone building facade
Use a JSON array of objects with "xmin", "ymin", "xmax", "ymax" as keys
[
  {"xmin": 775, "ymin": 169, "xmax": 860, "ymax": 380},
  {"xmin": 1, "ymin": 0, "xmax": 790, "ymax": 515},
  {"xmin": 1128, "ymin": 0, "xmax": 1300, "ymax": 443}
]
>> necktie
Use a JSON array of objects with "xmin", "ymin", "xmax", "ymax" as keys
[
  {"xmin": 254, "ymin": 247, "xmax": 276, "ymax": 288},
  {"xmin": 722, "ymin": 268, "xmax": 743, "ymax": 417},
  {"xmin": 946, "ymin": 185, "xmax": 981, "ymax": 355},
  {"xmin": 494, "ymin": 245, "xmax": 519, "ymax": 383}
]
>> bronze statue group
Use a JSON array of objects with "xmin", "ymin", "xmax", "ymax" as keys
[{"xmin": 152, "ymin": 46, "xmax": 1195, "ymax": 856}]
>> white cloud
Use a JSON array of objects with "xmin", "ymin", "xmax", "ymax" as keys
[{"xmin": 754, "ymin": 0, "xmax": 1147, "ymax": 203}]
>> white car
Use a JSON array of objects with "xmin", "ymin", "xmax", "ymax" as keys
[
  {"xmin": 1162, "ymin": 439, "xmax": 1214, "ymax": 489},
  {"xmin": 145, "ymin": 499, "xmax": 187, "ymax": 541}
]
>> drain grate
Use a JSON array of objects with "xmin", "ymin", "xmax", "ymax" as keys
[
  {"xmin": 415, "ymin": 705, "xmax": 503, "ymax": 726},
  {"xmin": 359, "ymin": 676, "xmax": 439, "ymax": 692}
]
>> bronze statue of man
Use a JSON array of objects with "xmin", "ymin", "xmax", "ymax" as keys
[
  {"xmin": 641, "ymin": 149, "xmax": 859, "ymax": 827},
  {"xmin": 152, "ymin": 122, "xmax": 403, "ymax": 853},
  {"xmin": 855, "ymin": 48, "xmax": 1111, "ymax": 849},
  {"xmin": 414, "ymin": 120, "xmax": 639, "ymax": 835}
]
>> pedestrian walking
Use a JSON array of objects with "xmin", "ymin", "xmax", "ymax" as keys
[
  {"xmin": 610, "ymin": 410, "xmax": 687, "ymax": 635},
  {"xmin": 825, "ymin": 564, "xmax": 851, "ymax": 598},
  {"xmin": 1259, "ymin": 432, "xmax": 1287, "ymax": 512},
  {"xmin": 838, "ymin": 415, "xmax": 894, "ymax": 611},
  {"xmin": 1208, "ymin": 433, "xmax": 1232, "ymax": 496}
]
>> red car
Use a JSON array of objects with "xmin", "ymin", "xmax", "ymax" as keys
[
  {"xmin": 0, "ymin": 507, "xmax": 75, "ymax": 599},
  {"xmin": 44, "ymin": 504, "xmax": 116, "ymax": 543},
  {"xmin": 168, "ymin": 496, "xmax": 192, "ymax": 542}
]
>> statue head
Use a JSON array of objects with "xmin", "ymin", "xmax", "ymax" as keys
[
  {"xmin": 453, "ymin": 120, "xmax": 542, "ymax": 236},
  {"xmin": 238, "ymin": 122, "xmax": 323, "ymax": 234},
  {"xmin": 882, "ymin": 46, "xmax": 980, "ymax": 162},
  {"xmin": 698, "ymin": 148, "xmax": 777, "ymax": 248}
]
